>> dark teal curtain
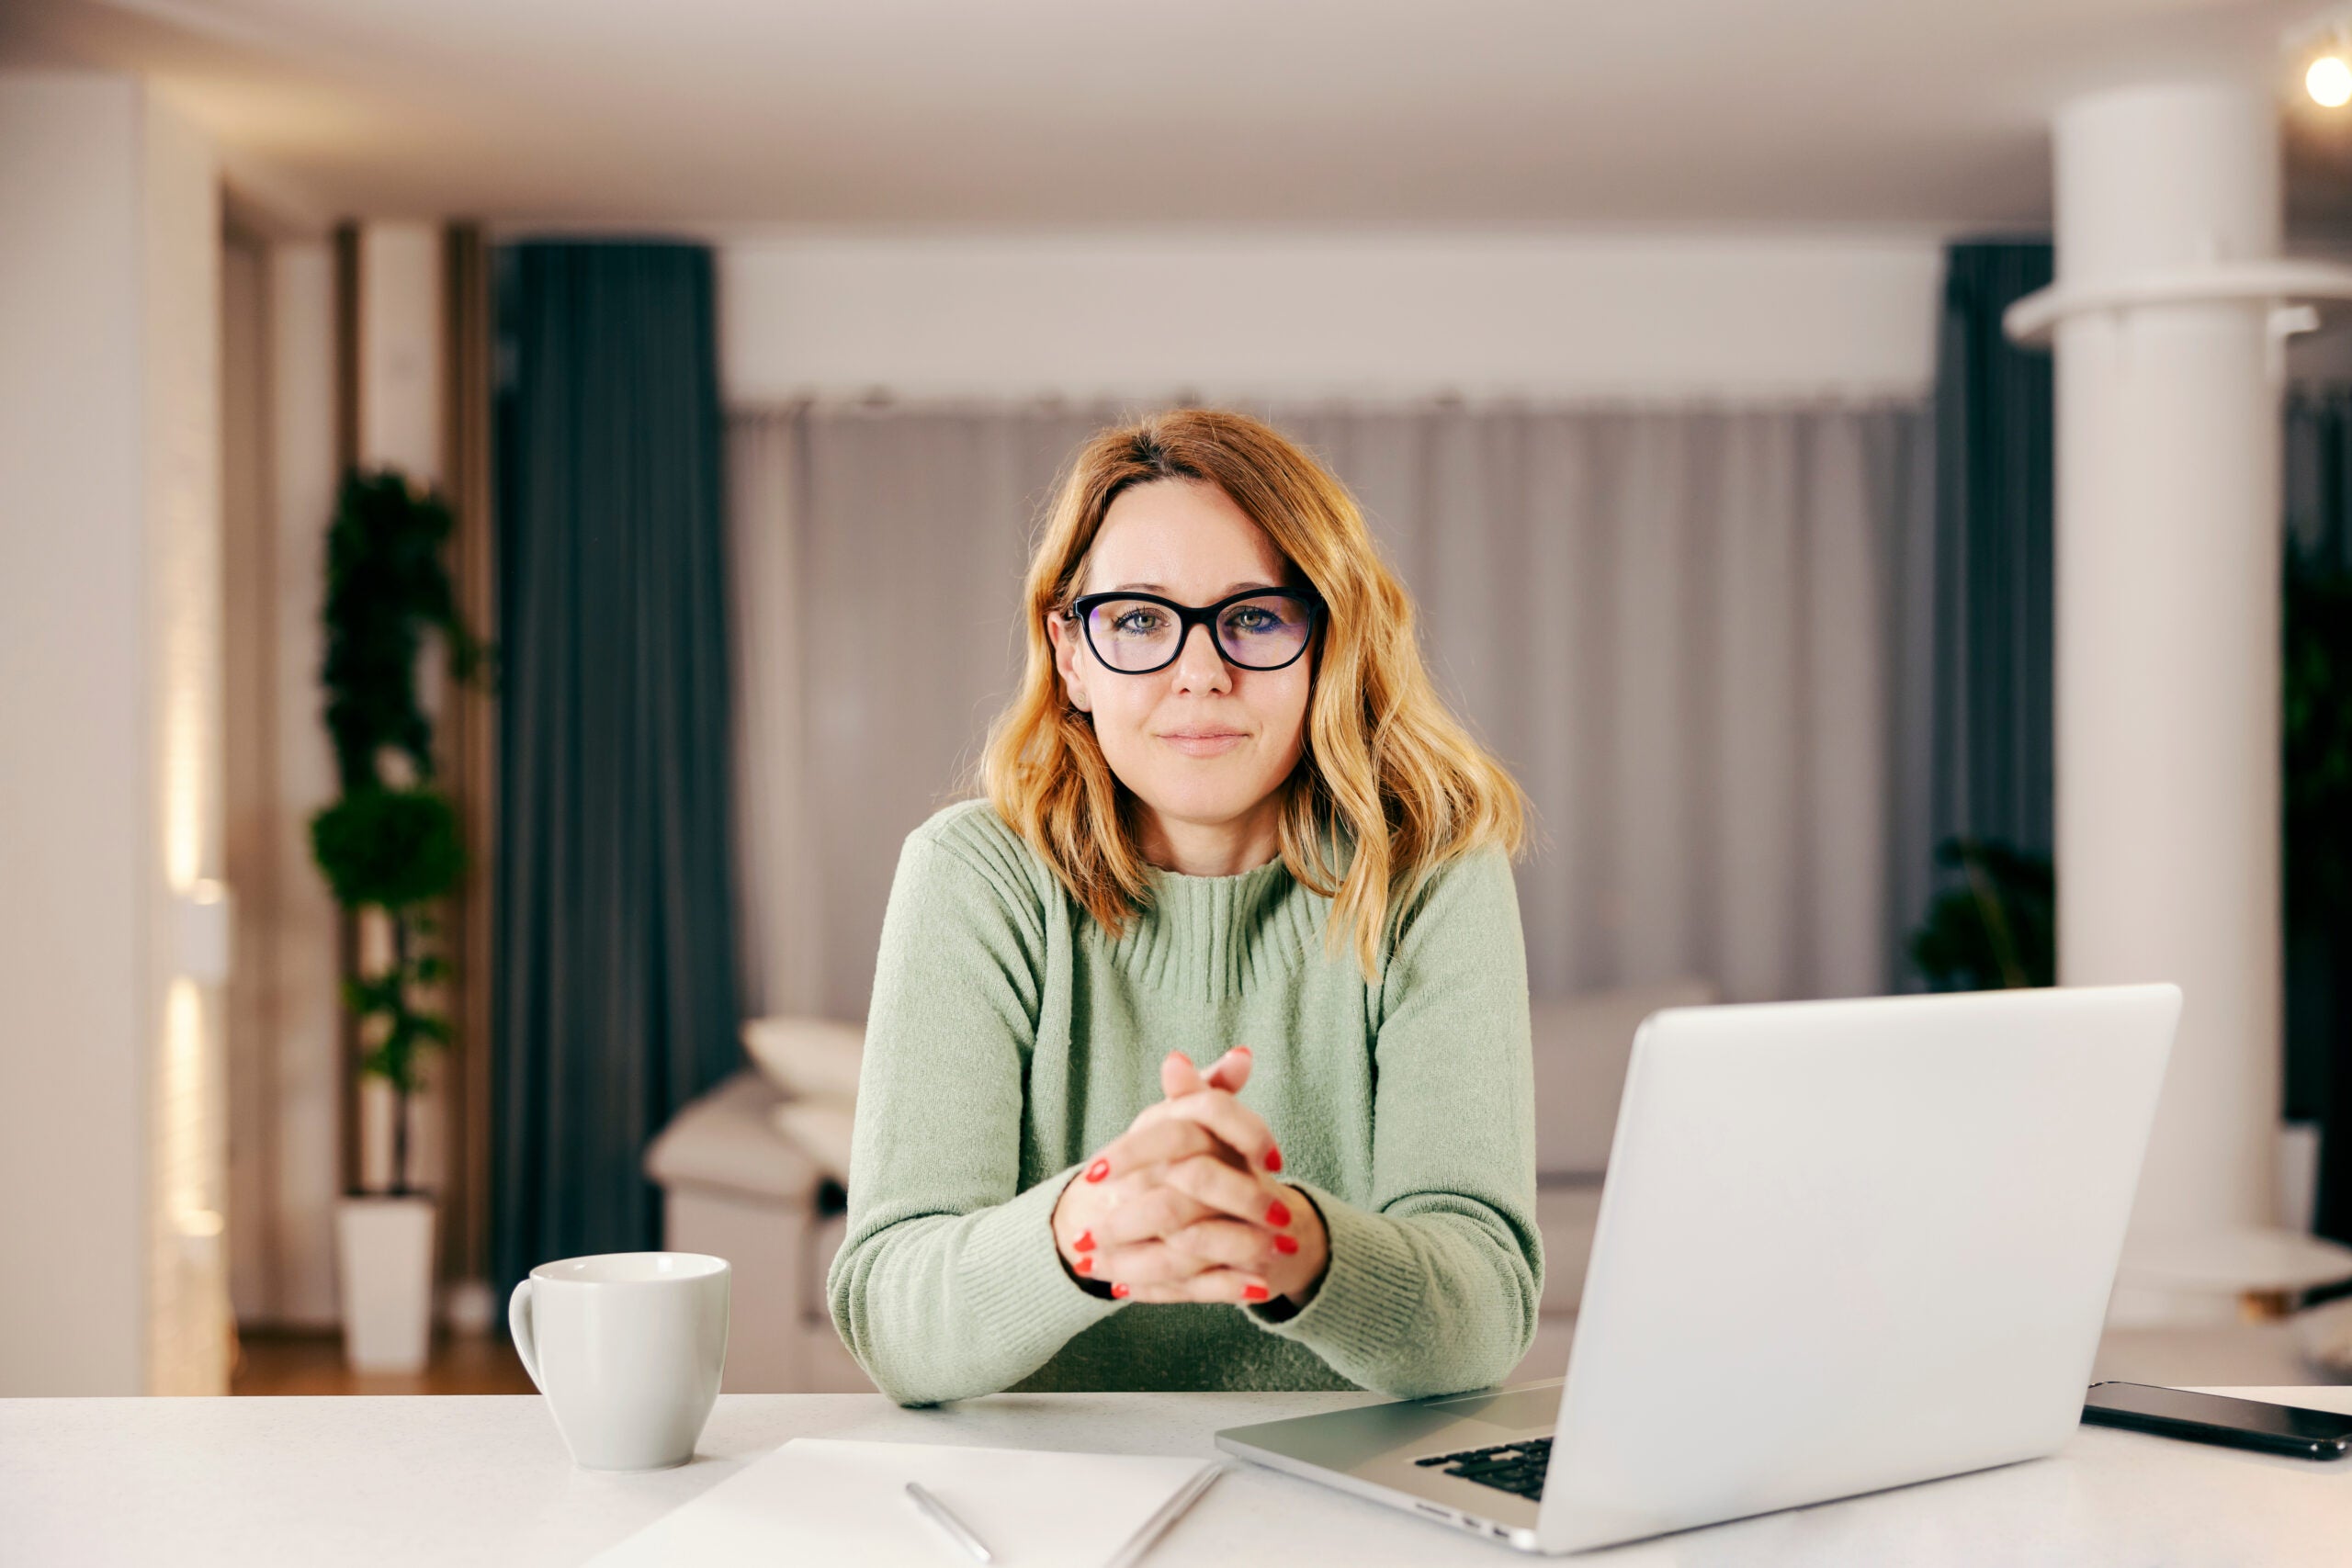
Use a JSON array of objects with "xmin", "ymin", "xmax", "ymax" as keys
[
  {"xmin": 1928, "ymin": 240, "xmax": 2055, "ymax": 873},
  {"xmin": 2287, "ymin": 388, "xmax": 2352, "ymax": 1242},
  {"xmin": 492, "ymin": 242, "xmax": 741, "ymax": 1290},
  {"xmin": 2288, "ymin": 388, "xmax": 2352, "ymax": 570}
]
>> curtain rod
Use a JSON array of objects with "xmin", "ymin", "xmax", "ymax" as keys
[{"xmin": 724, "ymin": 387, "xmax": 1933, "ymax": 417}]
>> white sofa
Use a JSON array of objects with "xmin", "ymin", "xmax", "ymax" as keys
[{"xmin": 644, "ymin": 978, "xmax": 1717, "ymax": 1393}]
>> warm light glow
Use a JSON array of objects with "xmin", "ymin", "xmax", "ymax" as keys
[
  {"xmin": 162, "ymin": 978, "xmax": 207, "ymax": 1225},
  {"xmin": 152, "ymin": 975, "xmax": 232, "ymax": 1394},
  {"xmin": 2310, "ymin": 54, "xmax": 2352, "ymax": 107},
  {"xmin": 163, "ymin": 683, "xmax": 203, "ymax": 891}
]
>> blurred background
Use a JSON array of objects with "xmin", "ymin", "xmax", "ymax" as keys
[{"xmin": 7, "ymin": 0, "xmax": 2352, "ymax": 1401}]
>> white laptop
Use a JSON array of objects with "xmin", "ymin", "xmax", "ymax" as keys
[{"xmin": 1216, "ymin": 984, "xmax": 2181, "ymax": 1553}]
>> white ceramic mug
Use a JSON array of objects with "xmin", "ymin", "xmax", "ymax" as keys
[{"xmin": 508, "ymin": 1251, "xmax": 730, "ymax": 1471}]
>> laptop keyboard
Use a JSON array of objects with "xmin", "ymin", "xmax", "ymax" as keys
[{"xmin": 1413, "ymin": 1437, "xmax": 1551, "ymax": 1501}]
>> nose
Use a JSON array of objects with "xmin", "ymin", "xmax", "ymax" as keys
[{"xmin": 1168, "ymin": 620, "xmax": 1233, "ymax": 695}]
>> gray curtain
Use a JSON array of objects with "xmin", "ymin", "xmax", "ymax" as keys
[
  {"xmin": 492, "ymin": 242, "xmax": 741, "ymax": 1292},
  {"xmin": 729, "ymin": 399, "xmax": 1932, "ymax": 1023}
]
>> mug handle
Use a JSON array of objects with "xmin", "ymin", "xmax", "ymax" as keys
[{"xmin": 507, "ymin": 1278, "xmax": 545, "ymax": 1393}]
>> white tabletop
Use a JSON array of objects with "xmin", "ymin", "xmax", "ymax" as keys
[{"xmin": 6, "ymin": 1386, "xmax": 2350, "ymax": 1566}]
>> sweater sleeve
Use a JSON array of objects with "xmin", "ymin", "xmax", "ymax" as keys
[
  {"xmin": 1243, "ymin": 847, "xmax": 1544, "ymax": 1398},
  {"xmin": 824, "ymin": 827, "xmax": 1121, "ymax": 1405}
]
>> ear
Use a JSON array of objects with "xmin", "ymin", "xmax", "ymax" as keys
[{"xmin": 1046, "ymin": 611, "xmax": 1093, "ymax": 714}]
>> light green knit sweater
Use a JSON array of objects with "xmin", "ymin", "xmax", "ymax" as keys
[{"xmin": 826, "ymin": 800, "xmax": 1542, "ymax": 1406}]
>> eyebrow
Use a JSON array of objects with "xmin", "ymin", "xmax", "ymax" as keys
[{"xmin": 1104, "ymin": 581, "xmax": 1283, "ymax": 596}]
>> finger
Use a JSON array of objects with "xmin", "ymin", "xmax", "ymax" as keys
[
  {"xmin": 1160, "ymin": 1050, "xmax": 1207, "ymax": 1101},
  {"xmin": 1091, "ymin": 1239, "xmax": 1222, "ymax": 1287},
  {"xmin": 1057, "ymin": 1164, "xmax": 1161, "ymax": 1253},
  {"xmin": 1162, "ymin": 1215, "xmax": 1295, "ymax": 1272},
  {"xmin": 1116, "ymin": 1267, "xmax": 1273, "ymax": 1306},
  {"xmin": 1161, "ymin": 1152, "xmax": 1294, "ymax": 1231},
  {"xmin": 1158, "ymin": 1088, "xmax": 1281, "ymax": 1174},
  {"xmin": 1159, "ymin": 1046, "xmax": 1252, "ymax": 1100},
  {"xmin": 1091, "ymin": 1184, "xmax": 1222, "ymax": 1247},
  {"xmin": 1084, "ymin": 1116, "xmax": 1236, "ymax": 1184},
  {"xmin": 1203, "ymin": 1045, "xmax": 1253, "ymax": 1093}
]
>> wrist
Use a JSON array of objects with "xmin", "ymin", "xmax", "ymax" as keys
[
  {"xmin": 1265, "ymin": 1183, "xmax": 1330, "ymax": 1305},
  {"xmin": 1050, "ymin": 1164, "xmax": 1111, "ymax": 1293}
]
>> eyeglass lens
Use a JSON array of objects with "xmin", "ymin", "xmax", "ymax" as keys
[{"xmin": 1084, "ymin": 594, "xmax": 1314, "ymax": 672}]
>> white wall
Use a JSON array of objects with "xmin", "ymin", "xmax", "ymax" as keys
[
  {"xmin": 0, "ymin": 71, "xmax": 224, "ymax": 1396},
  {"xmin": 358, "ymin": 222, "xmax": 446, "ymax": 486},
  {"xmin": 717, "ymin": 229, "xmax": 1946, "ymax": 405},
  {"xmin": 0, "ymin": 71, "xmax": 151, "ymax": 1398}
]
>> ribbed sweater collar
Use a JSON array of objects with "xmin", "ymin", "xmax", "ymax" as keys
[{"xmin": 1099, "ymin": 854, "xmax": 1325, "ymax": 999}]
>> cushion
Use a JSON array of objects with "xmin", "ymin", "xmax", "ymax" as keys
[
  {"xmin": 771, "ymin": 1100, "xmax": 856, "ymax": 1186},
  {"xmin": 806, "ymin": 1210, "xmax": 852, "ymax": 1322},
  {"xmin": 642, "ymin": 1070, "xmax": 820, "ymax": 1201},
  {"xmin": 1530, "ymin": 978, "xmax": 1717, "ymax": 1177},
  {"xmin": 1534, "ymin": 1179, "xmax": 1603, "ymax": 1315},
  {"xmin": 742, "ymin": 1014, "xmax": 865, "ymax": 1103}
]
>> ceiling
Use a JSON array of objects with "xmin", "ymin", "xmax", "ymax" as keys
[{"xmin": 3, "ymin": 0, "xmax": 2347, "ymax": 230}]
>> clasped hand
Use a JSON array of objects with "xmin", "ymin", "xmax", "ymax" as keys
[{"xmin": 1050, "ymin": 1046, "xmax": 1329, "ymax": 1306}]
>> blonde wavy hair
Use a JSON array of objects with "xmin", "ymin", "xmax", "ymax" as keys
[{"xmin": 981, "ymin": 408, "xmax": 1526, "ymax": 977}]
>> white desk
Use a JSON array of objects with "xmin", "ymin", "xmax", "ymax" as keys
[{"xmin": 6, "ymin": 1387, "xmax": 2349, "ymax": 1565}]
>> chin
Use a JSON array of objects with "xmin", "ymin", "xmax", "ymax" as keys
[{"xmin": 1130, "ymin": 773, "xmax": 1284, "ymax": 835}]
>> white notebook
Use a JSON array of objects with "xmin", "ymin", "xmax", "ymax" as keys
[{"xmin": 587, "ymin": 1437, "xmax": 1217, "ymax": 1567}]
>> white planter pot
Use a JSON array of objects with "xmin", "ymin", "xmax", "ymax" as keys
[{"xmin": 336, "ymin": 1195, "xmax": 437, "ymax": 1373}]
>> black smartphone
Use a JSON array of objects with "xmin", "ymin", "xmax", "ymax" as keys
[{"xmin": 2082, "ymin": 1382, "xmax": 2352, "ymax": 1460}]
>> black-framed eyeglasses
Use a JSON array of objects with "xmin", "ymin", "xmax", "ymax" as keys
[{"xmin": 1064, "ymin": 587, "xmax": 1323, "ymax": 674}]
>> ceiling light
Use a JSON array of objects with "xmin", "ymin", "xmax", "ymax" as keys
[{"xmin": 2310, "ymin": 53, "xmax": 2352, "ymax": 107}]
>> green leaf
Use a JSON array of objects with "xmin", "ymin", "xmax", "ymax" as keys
[{"xmin": 310, "ymin": 787, "xmax": 466, "ymax": 909}]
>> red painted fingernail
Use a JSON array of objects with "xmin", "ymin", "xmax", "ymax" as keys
[
  {"xmin": 1264, "ymin": 1143, "xmax": 1283, "ymax": 1172},
  {"xmin": 1274, "ymin": 1233, "xmax": 1299, "ymax": 1255},
  {"xmin": 1074, "ymin": 1256, "xmax": 1092, "ymax": 1276},
  {"xmin": 1244, "ymin": 1284, "xmax": 1272, "ymax": 1303},
  {"xmin": 1074, "ymin": 1230, "xmax": 1095, "ymax": 1253},
  {"xmin": 1266, "ymin": 1199, "xmax": 1292, "ymax": 1227},
  {"xmin": 1231, "ymin": 1044, "xmax": 1251, "ymax": 1055},
  {"xmin": 1085, "ymin": 1158, "xmax": 1110, "ymax": 1183},
  {"xmin": 1112, "ymin": 1283, "xmax": 1130, "ymax": 1299}
]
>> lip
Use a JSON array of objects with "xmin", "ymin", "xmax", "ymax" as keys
[{"xmin": 1157, "ymin": 728, "xmax": 1250, "ymax": 758}]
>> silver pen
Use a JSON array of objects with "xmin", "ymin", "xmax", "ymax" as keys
[
  {"xmin": 1102, "ymin": 1462, "xmax": 1226, "ymax": 1568},
  {"xmin": 905, "ymin": 1480, "xmax": 995, "ymax": 1563}
]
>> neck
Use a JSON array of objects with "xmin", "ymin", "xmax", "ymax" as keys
[{"xmin": 1136, "ymin": 799, "xmax": 1283, "ymax": 878}]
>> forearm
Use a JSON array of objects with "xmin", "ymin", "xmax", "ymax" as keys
[
  {"xmin": 826, "ymin": 1166, "xmax": 1120, "ymax": 1405},
  {"xmin": 1249, "ymin": 1182, "xmax": 1542, "ymax": 1399}
]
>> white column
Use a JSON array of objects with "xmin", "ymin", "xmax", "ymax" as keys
[
  {"xmin": 2049, "ymin": 82, "xmax": 2281, "ymax": 1252},
  {"xmin": 0, "ymin": 72, "xmax": 227, "ymax": 1394}
]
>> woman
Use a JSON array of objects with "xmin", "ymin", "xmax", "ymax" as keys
[{"xmin": 828, "ymin": 409, "xmax": 1541, "ymax": 1405}]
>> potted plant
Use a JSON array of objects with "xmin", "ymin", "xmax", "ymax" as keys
[
  {"xmin": 310, "ymin": 469, "xmax": 486, "ymax": 1372},
  {"xmin": 1910, "ymin": 837, "xmax": 2055, "ymax": 992}
]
